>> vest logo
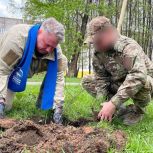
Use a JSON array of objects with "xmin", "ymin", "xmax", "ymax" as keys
[{"xmin": 12, "ymin": 68, "xmax": 23, "ymax": 85}]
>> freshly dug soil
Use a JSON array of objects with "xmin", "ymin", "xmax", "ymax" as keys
[{"xmin": 0, "ymin": 119, "xmax": 126, "ymax": 153}]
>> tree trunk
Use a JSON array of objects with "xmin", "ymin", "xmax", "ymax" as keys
[
  {"xmin": 67, "ymin": 13, "xmax": 89, "ymax": 77},
  {"xmin": 67, "ymin": 52, "xmax": 80, "ymax": 77}
]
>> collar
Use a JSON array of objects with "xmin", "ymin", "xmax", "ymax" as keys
[
  {"xmin": 94, "ymin": 47, "xmax": 116, "ymax": 56},
  {"xmin": 114, "ymin": 35, "xmax": 129, "ymax": 53},
  {"xmin": 33, "ymin": 50, "xmax": 55, "ymax": 61}
]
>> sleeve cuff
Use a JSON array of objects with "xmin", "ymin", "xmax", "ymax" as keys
[{"xmin": 110, "ymin": 96, "xmax": 122, "ymax": 109}]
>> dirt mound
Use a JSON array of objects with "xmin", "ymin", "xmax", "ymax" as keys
[{"xmin": 0, "ymin": 119, "xmax": 126, "ymax": 153}]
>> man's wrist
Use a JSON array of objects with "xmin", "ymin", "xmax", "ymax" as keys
[
  {"xmin": 109, "ymin": 100, "xmax": 116, "ymax": 108},
  {"xmin": 111, "ymin": 99, "xmax": 121, "ymax": 110}
]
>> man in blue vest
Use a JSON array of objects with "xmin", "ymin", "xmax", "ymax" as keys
[{"xmin": 0, "ymin": 17, "xmax": 67, "ymax": 124}]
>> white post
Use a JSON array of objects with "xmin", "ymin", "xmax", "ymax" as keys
[{"xmin": 117, "ymin": 0, "xmax": 128, "ymax": 33}]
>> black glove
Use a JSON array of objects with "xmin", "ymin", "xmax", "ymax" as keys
[
  {"xmin": 53, "ymin": 106, "xmax": 63, "ymax": 124},
  {"xmin": 0, "ymin": 103, "xmax": 5, "ymax": 119}
]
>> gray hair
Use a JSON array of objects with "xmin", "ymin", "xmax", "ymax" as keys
[{"xmin": 40, "ymin": 17, "xmax": 65, "ymax": 43}]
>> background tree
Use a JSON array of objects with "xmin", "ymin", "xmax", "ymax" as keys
[
  {"xmin": 9, "ymin": 0, "xmax": 153, "ymax": 77},
  {"xmin": 23, "ymin": 0, "xmax": 116, "ymax": 77}
]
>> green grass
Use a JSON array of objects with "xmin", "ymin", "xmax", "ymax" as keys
[
  {"xmin": 28, "ymin": 73, "xmax": 45, "ymax": 82},
  {"xmin": 5, "ymin": 84, "xmax": 153, "ymax": 153},
  {"xmin": 65, "ymin": 77, "xmax": 81, "ymax": 83},
  {"xmin": 28, "ymin": 73, "xmax": 81, "ymax": 83}
]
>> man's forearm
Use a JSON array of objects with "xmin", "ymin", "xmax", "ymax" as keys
[{"xmin": 53, "ymin": 71, "xmax": 65, "ymax": 109}]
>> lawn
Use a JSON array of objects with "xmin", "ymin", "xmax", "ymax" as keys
[
  {"xmin": 5, "ymin": 83, "xmax": 153, "ymax": 153},
  {"xmin": 28, "ymin": 73, "xmax": 81, "ymax": 83}
]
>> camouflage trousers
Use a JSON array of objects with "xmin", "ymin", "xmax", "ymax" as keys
[{"xmin": 82, "ymin": 75, "xmax": 153, "ymax": 108}]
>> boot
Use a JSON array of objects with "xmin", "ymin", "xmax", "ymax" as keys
[{"xmin": 122, "ymin": 104, "xmax": 144, "ymax": 126}]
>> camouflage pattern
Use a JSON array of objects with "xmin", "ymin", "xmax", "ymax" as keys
[
  {"xmin": 0, "ymin": 24, "xmax": 67, "ymax": 110},
  {"xmin": 119, "ymin": 104, "xmax": 145, "ymax": 125},
  {"xmin": 82, "ymin": 35, "xmax": 153, "ymax": 109}
]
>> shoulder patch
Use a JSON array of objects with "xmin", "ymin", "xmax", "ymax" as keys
[{"xmin": 2, "ymin": 49, "xmax": 20, "ymax": 66}]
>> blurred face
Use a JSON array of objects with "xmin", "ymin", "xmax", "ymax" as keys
[
  {"xmin": 93, "ymin": 28, "xmax": 118, "ymax": 52},
  {"xmin": 36, "ymin": 29, "xmax": 59, "ymax": 54}
]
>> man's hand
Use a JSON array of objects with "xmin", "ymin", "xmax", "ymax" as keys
[{"xmin": 98, "ymin": 101, "xmax": 116, "ymax": 122}]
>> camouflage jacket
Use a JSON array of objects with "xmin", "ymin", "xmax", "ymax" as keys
[
  {"xmin": 0, "ymin": 24, "xmax": 67, "ymax": 109},
  {"xmin": 93, "ymin": 35, "xmax": 153, "ymax": 107}
]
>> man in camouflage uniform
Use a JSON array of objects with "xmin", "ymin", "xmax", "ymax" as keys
[
  {"xmin": 0, "ymin": 17, "xmax": 67, "ymax": 124},
  {"xmin": 82, "ymin": 16, "xmax": 153, "ymax": 125}
]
